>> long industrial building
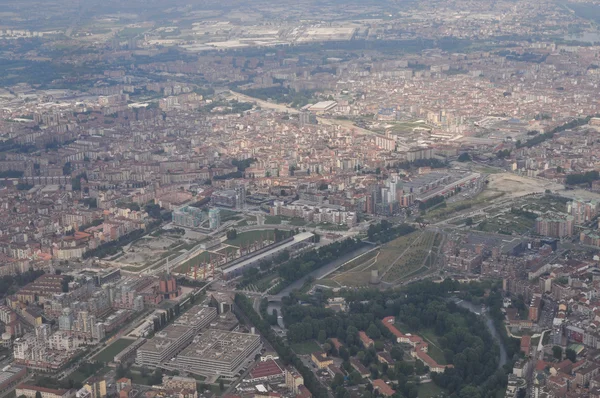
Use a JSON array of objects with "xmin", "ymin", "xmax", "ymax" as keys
[
  {"xmin": 174, "ymin": 329, "xmax": 262, "ymax": 378},
  {"xmin": 221, "ymin": 231, "xmax": 315, "ymax": 279}
]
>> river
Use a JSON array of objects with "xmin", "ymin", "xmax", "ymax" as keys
[{"xmin": 450, "ymin": 298, "xmax": 508, "ymax": 368}]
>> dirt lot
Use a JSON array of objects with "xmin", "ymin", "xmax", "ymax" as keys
[{"xmin": 486, "ymin": 173, "xmax": 564, "ymax": 198}]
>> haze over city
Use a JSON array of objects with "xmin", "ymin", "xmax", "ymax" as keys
[{"xmin": 1, "ymin": 1, "xmax": 600, "ymax": 398}]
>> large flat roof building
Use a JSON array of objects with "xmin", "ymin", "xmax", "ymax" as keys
[
  {"xmin": 175, "ymin": 329, "xmax": 262, "ymax": 378},
  {"xmin": 135, "ymin": 324, "xmax": 195, "ymax": 367},
  {"xmin": 173, "ymin": 306, "xmax": 217, "ymax": 334}
]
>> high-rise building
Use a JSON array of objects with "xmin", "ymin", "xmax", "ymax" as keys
[
  {"xmin": 535, "ymin": 214, "xmax": 574, "ymax": 238},
  {"xmin": 235, "ymin": 186, "xmax": 246, "ymax": 209},
  {"xmin": 208, "ymin": 208, "xmax": 221, "ymax": 230},
  {"xmin": 58, "ymin": 308, "xmax": 73, "ymax": 331},
  {"xmin": 568, "ymin": 199, "xmax": 599, "ymax": 225}
]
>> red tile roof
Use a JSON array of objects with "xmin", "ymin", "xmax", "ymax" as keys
[
  {"xmin": 249, "ymin": 359, "xmax": 284, "ymax": 379},
  {"xmin": 372, "ymin": 379, "xmax": 395, "ymax": 396}
]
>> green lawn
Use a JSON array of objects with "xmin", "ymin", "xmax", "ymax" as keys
[
  {"xmin": 94, "ymin": 338, "xmax": 135, "ymax": 363},
  {"xmin": 417, "ymin": 382, "xmax": 446, "ymax": 398},
  {"xmin": 291, "ymin": 340, "xmax": 322, "ymax": 355},
  {"xmin": 220, "ymin": 209, "xmax": 241, "ymax": 222},
  {"xmin": 419, "ymin": 330, "xmax": 447, "ymax": 365},
  {"xmin": 227, "ymin": 230, "xmax": 282, "ymax": 247},
  {"xmin": 117, "ymin": 27, "xmax": 147, "ymax": 38},
  {"xmin": 265, "ymin": 215, "xmax": 282, "ymax": 225}
]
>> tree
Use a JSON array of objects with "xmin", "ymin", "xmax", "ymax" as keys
[
  {"xmin": 465, "ymin": 218, "xmax": 474, "ymax": 227},
  {"xmin": 366, "ymin": 323, "xmax": 381, "ymax": 339},
  {"xmin": 339, "ymin": 346, "xmax": 350, "ymax": 361},
  {"xmin": 331, "ymin": 373, "xmax": 345, "ymax": 390},
  {"xmin": 566, "ymin": 348, "xmax": 577, "ymax": 362},
  {"xmin": 150, "ymin": 368, "xmax": 162, "ymax": 385},
  {"xmin": 553, "ymin": 346, "xmax": 563, "ymax": 360},
  {"xmin": 390, "ymin": 346, "xmax": 404, "ymax": 361},
  {"xmin": 62, "ymin": 162, "xmax": 72, "ymax": 176},
  {"xmin": 318, "ymin": 330, "xmax": 327, "ymax": 344},
  {"xmin": 459, "ymin": 385, "xmax": 481, "ymax": 398},
  {"xmin": 458, "ymin": 152, "xmax": 472, "ymax": 162},
  {"xmin": 116, "ymin": 363, "xmax": 126, "ymax": 379},
  {"xmin": 414, "ymin": 360, "xmax": 427, "ymax": 375},
  {"xmin": 35, "ymin": 392, "xmax": 42, "ymax": 398},
  {"xmin": 349, "ymin": 371, "xmax": 363, "ymax": 386},
  {"xmin": 227, "ymin": 229, "xmax": 238, "ymax": 240}
]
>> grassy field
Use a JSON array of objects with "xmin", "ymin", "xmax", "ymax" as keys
[
  {"xmin": 477, "ymin": 214, "xmax": 534, "ymax": 235},
  {"xmin": 291, "ymin": 340, "xmax": 322, "ymax": 355},
  {"xmin": 476, "ymin": 195, "xmax": 566, "ymax": 234},
  {"xmin": 381, "ymin": 231, "xmax": 439, "ymax": 283},
  {"xmin": 95, "ymin": 338, "xmax": 136, "ymax": 363},
  {"xmin": 426, "ymin": 191, "xmax": 505, "ymax": 221},
  {"xmin": 117, "ymin": 27, "xmax": 147, "ymax": 38},
  {"xmin": 220, "ymin": 209, "xmax": 242, "ymax": 222},
  {"xmin": 389, "ymin": 120, "xmax": 431, "ymax": 132},
  {"xmin": 417, "ymin": 382, "xmax": 446, "ymax": 398},
  {"xmin": 227, "ymin": 230, "xmax": 281, "ymax": 247},
  {"xmin": 420, "ymin": 329, "xmax": 447, "ymax": 365},
  {"xmin": 329, "ymin": 231, "xmax": 438, "ymax": 286},
  {"xmin": 265, "ymin": 215, "xmax": 282, "ymax": 224}
]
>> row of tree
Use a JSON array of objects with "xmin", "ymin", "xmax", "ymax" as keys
[
  {"xmin": 367, "ymin": 221, "xmax": 415, "ymax": 243},
  {"xmin": 565, "ymin": 170, "xmax": 600, "ymax": 186},
  {"xmin": 517, "ymin": 115, "xmax": 594, "ymax": 148},
  {"xmin": 269, "ymin": 238, "xmax": 365, "ymax": 294}
]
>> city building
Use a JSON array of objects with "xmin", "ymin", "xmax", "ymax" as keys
[
  {"xmin": 16, "ymin": 385, "xmax": 74, "ymax": 398},
  {"xmin": 0, "ymin": 366, "xmax": 27, "ymax": 396},
  {"xmin": 535, "ymin": 214, "xmax": 575, "ymax": 238},
  {"xmin": 174, "ymin": 329, "xmax": 262, "ymax": 377},
  {"xmin": 208, "ymin": 208, "xmax": 221, "ymax": 230},
  {"xmin": 310, "ymin": 352, "xmax": 333, "ymax": 369},
  {"xmin": 136, "ymin": 325, "xmax": 197, "ymax": 367},
  {"xmin": 83, "ymin": 378, "xmax": 107, "ymax": 398},
  {"xmin": 172, "ymin": 206, "xmax": 206, "ymax": 228}
]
